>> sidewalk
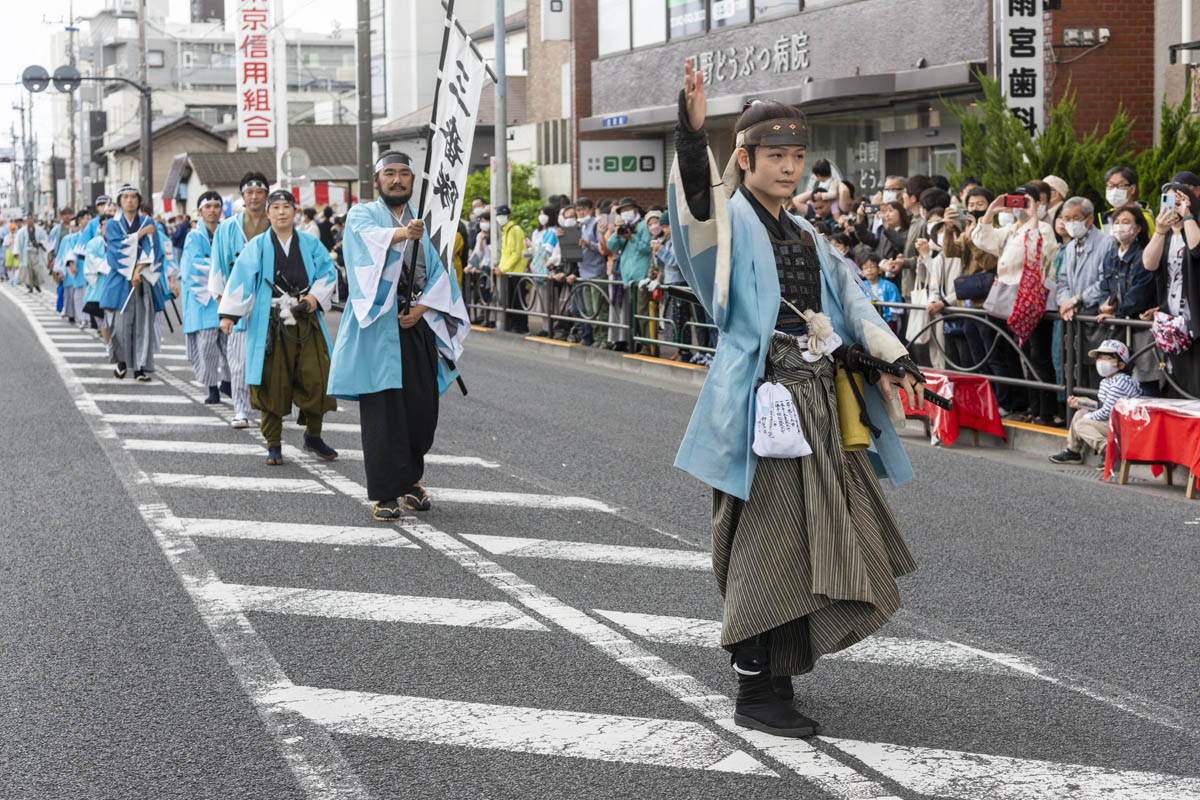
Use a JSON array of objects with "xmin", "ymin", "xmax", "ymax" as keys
[{"xmin": 468, "ymin": 326, "xmax": 1200, "ymax": 507}]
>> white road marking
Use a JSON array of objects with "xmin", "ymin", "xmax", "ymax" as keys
[
  {"xmin": 462, "ymin": 535, "xmax": 709, "ymax": 570},
  {"xmin": 88, "ymin": 393, "xmax": 193, "ymax": 405},
  {"xmin": 102, "ymin": 413, "xmax": 227, "ymax": 426},
  {"xmin": 288, "ymin": 420, "xmax": 360, "ymax": 433},
  {"xmin": 177, "ymin": 517, "xmax": 418, "ymax": 548},
  {"xmin": 592, "ymin": 610, "xmax": 1013, "ymax": 675},
  {"xmin": 147, "ymin": 364, "xmax": 897, "ymax": 797},
  {"xmin": 77, "ymin": 377, "xmax": 128, "ymax": 384},
  {"xmin": 219, "ymin": 584, "xmax": 548, "ymax": 631},
  {"xmin": 52, "ymin": 342, "xmax": 105, "ymax": 349},
  {"xmin": 264, "ymin": 685, "xmax": 773, "ymax": 776},
  {"xmin": 143, "ymin": 472, "xmax": 333, "ymax": 494},
  {"xmin": 121, "ymin": 438, "xmax": 498, "ymax": 468},
  {"xmin": 827, "ymin": 737, "xmax": 1200, "ymax": 800},
  {"xmin": 4, "ymin": 287, "xmax": 374, "ymax": 799},
  {"xmin": 430, "ymin": 489, "xmax": 618, "ymax": 513}
]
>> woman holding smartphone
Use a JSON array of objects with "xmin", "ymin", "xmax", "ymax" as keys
[{"xmin": 1142, "ymin": 172, "xmax": 1200, "ymax": 397}]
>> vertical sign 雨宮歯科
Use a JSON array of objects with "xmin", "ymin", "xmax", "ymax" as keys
[
  {"xmin": 1000, "ymin": 0, "xmax": 1043, "ymax": 136},
  {"xmin": 236, "ymin": 0, "xmax": 275, "ymax": 148}
]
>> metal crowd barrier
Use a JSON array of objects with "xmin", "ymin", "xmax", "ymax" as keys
[
  {"xmin": 461, "ymin": 270, "xmax": 718, "ymax": 355},
  {"xmin": 875, "ymin": 300, "xmax": 1198, "ymax": 405}
]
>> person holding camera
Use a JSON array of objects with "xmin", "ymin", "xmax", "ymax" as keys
[
  {"xmin": 1142, "ymin": 172, "xmax": 1200, "ymax": 398},
  {"xmin": 218, "ymin": 189, "xmax": 339, "ymax": 467},
  {"xmin": 606, "ymin": 196, "xmax": 654, "ymax": 349}
]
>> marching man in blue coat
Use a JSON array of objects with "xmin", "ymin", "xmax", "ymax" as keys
[
  {"xmin": 61, "ymin": 210, "xmax": 92, "ymax": 327},
  {"xmin": 670, "ymin": 61, "xmax": 926, "ymax": 738},
  {"xmin": 218, "ymin": 189, "xmax": 339, "ymax": 466},
  {"xmin": 100, "ymin": 185, "xmax": 165, "ymax": 382},
  {"xmin": 82, "ymin": 215, "xmax": 112, "ymax": 356},
  {"xmin": 181, "ymin": 191, "xmax": 232, "ymax": 404},
  {"xmin": 209, "ymin": 172, "xmax": 271, "ymax": 428},
  {"xmin": 328, "ymin": 151, "xmax": 470, "ymax": 521}
]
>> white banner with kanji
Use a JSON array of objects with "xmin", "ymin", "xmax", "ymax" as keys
[
  {"xmin": 235, "ymin": 0, "xmax": 275, "ymax": 148},
  {"xmin": 420, "ymin": 14, "xmax": 487, "ymax": 273},
  {"xmin": 1000, "ymin": 0, "xmax": 1044, "ymax": 137}
]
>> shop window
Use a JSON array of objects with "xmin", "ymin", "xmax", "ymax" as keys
[
  {"xmin": 710, "ymin": 0, "xmax": 749, "ymax": 30},
  {"xmin": 632, "ymin": 0, "xmax": 667, "ymax": 48},
  {"xmin": 147, "ymin": 50, "xmax": 165, "ymax": 68},
  {"xmin": 669, "ymin": 0, "xmax": 706, "ymax": 39},
  {"xmin": 753, "ymin": 0, "xmax": 801, "ymax": 20},
  {"xmin": 597, "ymin": 0, "xmax": 632, "ymax": 55}
]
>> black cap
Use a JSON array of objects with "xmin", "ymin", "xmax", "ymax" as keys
[
  {"xmin": 495, "ymin": 205, "xmax": 511, "ymax": 215},
  {"xmin": 1170, "ymin": 171, "xmax": 1200, "ymax": 188},
  {"xmin": 616, "ymin": 196, "xmax": 642, "ymax": 212}
]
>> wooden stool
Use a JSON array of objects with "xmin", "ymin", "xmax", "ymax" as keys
[{"xmin": 1116, "ymin": 460, "xmax": 1177, "ymax": 487}]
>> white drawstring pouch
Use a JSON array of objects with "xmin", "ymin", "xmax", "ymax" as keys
[{"xmin": 752, "ymin": 381, "xmax": 812, "ymax": 458}]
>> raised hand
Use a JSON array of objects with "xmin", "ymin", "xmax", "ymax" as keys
[{"xmin": 683, "ymin": 58, "xmax": 706, "ymax": 131}]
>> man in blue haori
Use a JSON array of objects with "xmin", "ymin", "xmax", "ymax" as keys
[
  {"xmin": 219, "ymin": 189, "xmax": 338, "ymax": 467},
  {"xmin": 669, "ymin": 61, "xmax": 926, "ymax": 739},
  {"xmin": 328, "ymin": 151, "xmax": 470, "ymax": 521},
  {"xmin": 82, "ymin": 214, "xmax": 114, "ymax": 356},
  {"xmin": 13, "ymin": 215, "xmax": 47, "ymax": 294},
  {"xmin": 61, "ymin": 209, "xmax": 92, "ymax": 327},
  {"xmin": 181, "ymin": 191, "xmax": 232, "ymax": 405},
  {"xmin": 209, "ymin": 172, "xmax": 271, "ymax": 428},
  {"xmin": 100, "ymin": 185, "xmax": 165, "ymax": 383}
]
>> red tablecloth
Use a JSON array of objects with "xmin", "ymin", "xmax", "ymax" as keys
[
  {"xmin": 1103, "ymin": 398, "xmax": 1200, "ymax": 481},
  {"xmin": 900, "ymin": 370, "xmax": 1006, "ymax": 447}
]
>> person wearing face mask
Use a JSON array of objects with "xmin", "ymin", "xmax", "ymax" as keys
[
  {"xmin": 915, "ymin": 215, "xmax": 969, "ymax": 370},
  {"xmin": 607, "ymin": 197, "xmax": 654, "ymax": 348},
  {"xmin": 465, "ymin": 210, "xmax": 494, "ymax": 326},
  {"xmin": 493, "ymin": 204, "xmax": 529, "ymax": 334},
  {"xmin": 527, "ymin": 204, "xmax": 561, "ymax": 337},
  {"xmin": 573, "ymin": 197, "xmax": 607, "ymax": 347},
  {"xmin": 972, "ymin": 184, "xmax": 1060, "ymax": 418},
  {"xmin": 466, "ymin": 196, "xmax": 486, "ymax": 251},
  {"xmin": 1049, "ymin": 340, "xmax": 1142, "ymax": 464},
  {"xmin": 1100, "ymin": 166, "xmax": 1156, "ymax": 237},
  {"xmin": 1042, "ymin": 175, "xmax": 1069, "ymax": 234},
  {"xmin": 1056, "ymin": 196, "xmax": 1117, "ymax": 391},
  {"xmin": 1142, "ymin": 172, "xmax": 1200, "ymax": 398},
  {"xmin": 548, "ymin": 204, "xmax": 582, "ymax": 341},
  {"xmin": 1095, "ymin": 205, "xmax": 1157, "ymax": 393},
  {"xmin": 942, "ymin": 187, "xmax": 999, "ymax": 373}
]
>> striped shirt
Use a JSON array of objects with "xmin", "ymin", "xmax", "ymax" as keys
[{"xmin": 1086, "ymin": 371, "xmax": 1143, "ymax": 421}]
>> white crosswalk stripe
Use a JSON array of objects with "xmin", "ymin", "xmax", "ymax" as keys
[
  {"xmin": 102, "ymin": 413, "xmax": 227, "ymax": 426},
  {"xmin": 121, "ymin": 438, "xmax": 499, "ymax": 468},
  {"xmin": 429, "ymin": 489, "xmax": 618, "ymax": 512},
  {"xmin": 177, "ymin": 517, "xmax": 418, "ymax": 548},
  {"xmin": 591, "ymin": 610, "xmax": 1015, "ymax": 675},
  {"xmin": 88, "ymin": 393, "xmax": 193, "ymax": 404},
  {"xmin": 262, "ymin": 685, "xmax": 774, "ymax": 776},
  {"xmin": 462, "ymin": 534, "xmax": 709, "ymax": 569},
  {"xmin": 219, "ymin": 584, "xmax": 549, "ymax": 631},
  {"xmin": 143, "ymin": 472, "xmax": 333, "ymax": 494}
]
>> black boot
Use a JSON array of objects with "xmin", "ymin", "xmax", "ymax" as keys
[
  {"xmin": 731, "ymin": 639, "xmax": 819, "ymax": 738},
  {"xmin": 772, "ymin": 674, "xmax": 794, "ymax": 701}
]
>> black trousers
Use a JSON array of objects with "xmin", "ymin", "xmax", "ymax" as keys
[{"xmin": 359, "ymin": 319, "xmax": 439, "ymax": 502}]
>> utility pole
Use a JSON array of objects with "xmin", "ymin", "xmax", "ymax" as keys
[
  {"xmin": 137, "ymin": 0, "xmax": 152, "ymax": 203},
  {"xmin": 11, "ymin": 120, "xmax": 22, "ymax": 210},
  {"xmin": 66, "ymin": 0, "xmax": 77, "ymax": 208},
  {"xmin": 17, "ymin": 100, "xmax": 29, "ymax": 214},
  {"xmin": 355, "ymin": 0, "xmax": 373, "ymax": 201},
  {"xmin": 274, "ymin": 0, "xmax": 290, "ymax": 188},
  {"xmin": 26, "ymin": 93, "xmax": 37, "ymax": 214},
  {"xmin": 493, "ymin": 0, "xmax": 509, "ymax": 209}
]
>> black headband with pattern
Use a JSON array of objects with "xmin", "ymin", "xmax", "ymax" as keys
[
  {"xmin": 267, "ymin": 189, "xmax": 296, "ymax": 207},
  {"xmin": 374, "ymin": 152, "xmax": 413, "ymax": 173},
  {"xmin": 241, "ymin": 178, "xmax": 268, "ymax": 192}
]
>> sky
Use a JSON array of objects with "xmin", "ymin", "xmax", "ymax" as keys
[{"xmin": 2, "ymin": 0, "xmax": 356, "ymax": 158}]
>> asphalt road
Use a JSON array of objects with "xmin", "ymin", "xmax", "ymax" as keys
[{"xmin": 2, "ymin": 283, "xmax": 1198, "ymax": 800}]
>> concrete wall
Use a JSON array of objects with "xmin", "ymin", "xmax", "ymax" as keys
[
  {"xmin": 525, "ymin": 0, "xmax": 571, "ymax": 124},
  {"xmin": 1046, "ymin": 0, "xmax": 1159, "ymax": 150},
  {"xmin": 589, "ymin": 0, "xmax": 992, "ymax": 116},
  {"xmin": 1153, "ymin": 0, "xmax": 1199, "ymax": 140}
]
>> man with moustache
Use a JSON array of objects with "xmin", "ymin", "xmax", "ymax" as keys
[{"xmin": 328, "ymin": 151, "xmax": 470, "ymax": 520}]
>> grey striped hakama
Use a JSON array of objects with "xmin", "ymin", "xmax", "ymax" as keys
[
  {"xmin": 712, "ymin": 334, "xmax": 917, "ymax": 677},
  {"xmin": 186, "ymin": 327, "xmax": 231, "ymax": 387},
  {"xmin": 225, "ymin": 327, "xmax": 253, "ymax": 419},
  {"xmin": 109, "ymin": 283, "xmax": 157, "ymax": 372}
]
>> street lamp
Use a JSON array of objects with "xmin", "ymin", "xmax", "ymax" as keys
[{"xmin": 22, "ymin": 64, "xmax": 154, "ymax": 204}]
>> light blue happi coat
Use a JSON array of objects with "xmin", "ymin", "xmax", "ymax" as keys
[
  {"xmin": 328, "ymin": 199, "xmax": 471, "ymax": 400},
  {"xmin": 78, "ymin": 215, "xmax": 101, "ymax": 247},
  {"xmin": 61, "ymin": 232, "xmax": 88, "ymax": 288},
  {"xmin": 208, "ymin": 212, "xmax": 261, "ymax": 333},
  {"xmin": 82, "ymin": 235, "xmax": 108, "ymax": 305},
  {"xmin": 668, "ymin": 159, "xmax": 914, "ymax": 502},
  {"xmin": 179, "ymin": 225, "xmax": 220, "ymax": 334},
  {"xmin": 100, "ymin": 211, "xmax": 165, "ymax": 312},
  {"xmin": 217, "ymin": 230, "xmax": 338, "ymax": 386},
  {"xmin": 52, "ymin": 232, "xmax": 76, "ymax": 278}
]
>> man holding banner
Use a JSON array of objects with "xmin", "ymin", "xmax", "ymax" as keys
[{"xmin": 328, "ymin": 2, "xmax": 481, "ymax": 521}]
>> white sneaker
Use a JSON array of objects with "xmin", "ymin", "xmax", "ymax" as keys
[{"xmin": 231, "ymin": 417, "xmax": 249, "ymax": 429}]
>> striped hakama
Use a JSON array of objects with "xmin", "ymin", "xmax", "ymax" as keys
[
  {"xmin": 109, "ymin": 283, "xmax": 157, "ymax": 372},
  {"xmin": 225, "ymin": 327, "xmax": 253, "ymax": 419},
  {"xmin": 186, "ymin": 327, "xmax": 231, "ymax": 387},
  {"xmin": 712, "ymin": 334, "xmax": 917, "ymax": 676}
]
